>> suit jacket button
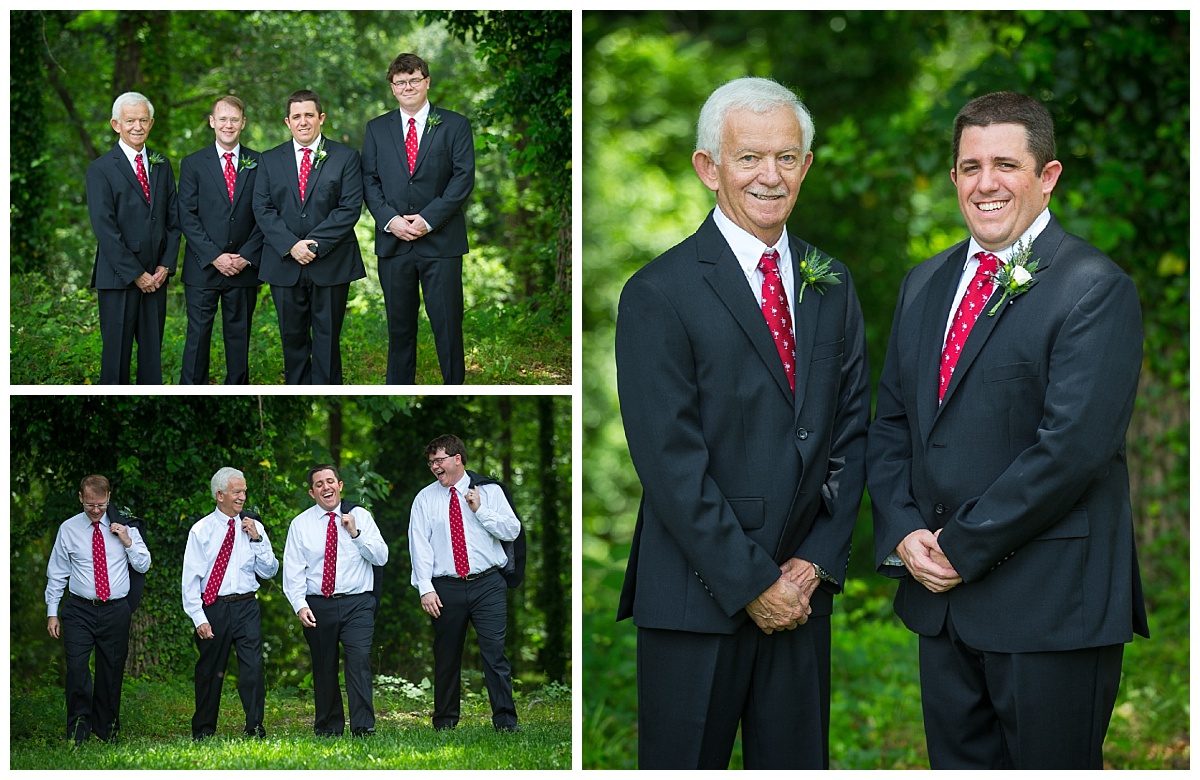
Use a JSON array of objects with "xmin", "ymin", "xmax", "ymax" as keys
[
  {"xmin": 796, "ymin": 428, "xmax": 808, "ymax": 440},
  {"xmin": 934, "ymin": 503, "xmax": 946, "ymax": 514}
]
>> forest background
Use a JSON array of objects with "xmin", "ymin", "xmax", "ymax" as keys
[
  {"xmin": 582, "ymin": 10, "xmax": 1189, "ymax": 769},
  {"xmin": 10, "ymin": 10, "xmax": 571, "ymax": 385}
]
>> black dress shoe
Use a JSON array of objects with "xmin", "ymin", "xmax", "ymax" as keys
[
  {"xmin": 433, "ymin": 723, "xmax": 456, "ymax": 732},
  {"xmin": 244, "ymin": 724, "xmax": 266, "ymax": 738},
  {"xmin": 495, "ymin": 724, "xmax": 521, "ymax": 733},
  {"xmin": 352, "ymin": 727, "xmax": 376, "ymax": 737}
]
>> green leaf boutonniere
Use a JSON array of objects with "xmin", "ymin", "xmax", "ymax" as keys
[
  {"xmin": 987, "ymin": 238, "xmax": 1040, "ymax": 316},
  {"xmin": 426, "ymin": 112, "xmax": 442, "ymax": 133},
  {"xmin": 797, "ymin": 246, "xmax": 842, "ymax": 304},
  {"xmin": 238, "ymin": 155, "xmax": 257, "ymax": 171},
  {"xmin": 146, "ymin": 151, "xmax": 166, "ymax": 171}
]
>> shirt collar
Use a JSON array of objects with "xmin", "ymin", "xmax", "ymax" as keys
[
  {"xmin": 965, "ymin": 207, "xmax": 1052, "ymax": 269},
  {"xmin": 293, "ymin": 135, "xmax": 323, "ymax": 155},
  {"xmin": 712, "ymin": 205, "xmax": 791, "ymax": 278},
  {"xmin": 216, "ymin": 142, "xmax": 241, "ymax": 162},
  {"xmin": 118, "ymin": 139, "xmax": 147, "ymax": 165},
  {"xmin": 400, "ymin": 102, "xmax": 431, "ymax": 127}
]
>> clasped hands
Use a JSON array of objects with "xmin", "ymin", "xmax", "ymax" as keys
[
  {"xmin": 897, "ymin": 528, "xmax": 962, "ymax": 593},
  {"xmin": 134, "ymin": 265, "xmax": 170, "ymax": 293},
  {"xmin": 387, "ymin": 214, "xmax": 429, "ymax": 241},
  {"xmin": 744, "ymin": 558, "xmax": 821, "ymax": 634},
  {"xmin": 212, "ymin": 252, "xmax": 251, "ymax": 277}
]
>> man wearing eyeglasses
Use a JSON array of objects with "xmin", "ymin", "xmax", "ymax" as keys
[
  {"xmin": 45, "ymin": 474, "xmax": 151, "ymax": 744},
  {"xmin": 408, "ymin": 435, "xmax": 521, "ymax": 731},
  {"xmin": 363, "ymin": 53, "xmax": 476, "ymax": 384}
]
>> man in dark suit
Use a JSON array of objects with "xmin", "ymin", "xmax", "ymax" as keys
[
  {"xmin": 615, "ymin": 77, "xmax": 870, "ymax": 769},
  {"xmin": 178, "ymin": 96, "xmax": 265, "ymax": 384},
  {"xmin": 363, "ymin": 52, "xmax": 475, "ymax": 384},
  {"xmin": 252, "ymin": 89, "xmax": 365, "ymax": 384},
  {"xmin": 86, "ymin": 92, "xmax": 181, "ymax": 384},
  {"xmin": 867, "ymin": 91, "xmax": 1148, "ymax": 769}
]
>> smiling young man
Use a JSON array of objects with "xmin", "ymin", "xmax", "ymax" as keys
[
  {"xmin": 282, "ymin": 464, "xmax": 389, "ymax": 736},
  {"xmin": 614, "ymin": 77, "xmax": 869, "ymax": 769},
  {"xmin": 252, "ymin": 90, "xmax": 366, "ymax": 384},
  {"xmin": 867, "ymin": 91, "xmax": 1147, "ymax": 769}
]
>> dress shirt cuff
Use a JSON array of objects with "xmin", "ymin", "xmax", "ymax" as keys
[
  {"xmin": 189, "ymin": 608, "xmax": 209, "ymax": 629},
  {"xmin": 416, "ymin": 579, "xmax": 435, "ymax": 596},
  {"xmin": 47, "ymin": 605, "xmax": 58, "ymax": 618},
  {"xmin": 383, "ymin": 215, "xmax": 401, "ymax": 234}
]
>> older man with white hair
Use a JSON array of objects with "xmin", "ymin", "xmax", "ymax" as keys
[{"xmin": 181, "ymin": 467, "xmax": 278, "ymax": 739}]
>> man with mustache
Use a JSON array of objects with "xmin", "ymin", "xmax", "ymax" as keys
[
  {"xmin": 283, "ymin": 464, "xmax": 389, "ymax": 736},
  {"xmin": 181, "ymin": 467, "xmax": 278, "ymax": 739}
]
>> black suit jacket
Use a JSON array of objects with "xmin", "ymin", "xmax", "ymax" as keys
[
  {"xmin": 867, "ymin": 214, "xmax": 1150, "ymax": 653},
  {"xmin": 252, "ymin": 137, "xmax": 366, "ymax": 287},
  {"xmin": 86, "ymin": 143, "xmax": 181, "ymax": 289},
  {"xmin": 615, "ymin": 213, "xmax": 870, "ymax": 634},
  {"xmin": 177, "ymin": 145, "xmax": 265, "ymax": 287},
  {"xmin": 361, "ymin": 106, "xmax": 474, "ymax": 258}
]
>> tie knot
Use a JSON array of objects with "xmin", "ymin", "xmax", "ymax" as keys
[
  {"xmin": 224, "ymin": 152, "xmax": 233, "ymax": 161},
  {"xmin": 327, "ymin": 511, "xmax": 336, "ymax": 522},
  {"xmin": 450, "ymin": 486, "xmax": 457, "ymax": 497},
  {"xmin": 975, "ymin": 251, "xmax": 1000, "ymax": 275},
  {"xmin": 409, "ymin": 117, "xmax": 416, "ymax": 127},
  {"xmin": 758, "ymin": 249, "xmax": 781, "ymax": 275},
  {"xmin": 303, "ymin": 147, "xmax": 312, "ymax": 158}
]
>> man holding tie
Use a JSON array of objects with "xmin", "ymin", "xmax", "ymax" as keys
[
  {"xmin": 253, "ymin": 90, "xmax": 366, "ymax": 384},
  {"xmin": 86, "ymin": 92, "xmax": 181, "ymax": 384},
  {"xmin": 181, "ymin": 467, "xmax": 278, "ymax": 739},
  {"xmin": 45, "ymin": 475, "xmax": 152, "ymax": 744},
  {"xmin": 177, "ymin": 97, "xmax": 265, "ymax": 384},
  {"xmin": 363, "ymin": 53, "xmax": 476, "ymax": 384},
  {"xmin": 408, "ymin": 435, "xmax": 521, "ymax": 732},
  {"xmin": 283, "ymin": 465, "xmax": 389, "ymax": 736}
]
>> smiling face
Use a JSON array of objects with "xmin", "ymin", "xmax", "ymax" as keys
[
  {"xmin": 285, "ymin": 100, "xmax": 325, "ymax": 147},
  {"xmin": 952, "ymin": 122, "xmax": 1062, "ymax": 251},
  {"xmin": 209, "ymin": 100, "xmax": 245, "ymax": 152},
  {"xmin": 428, "ymin": 448, "xmax": 464, "ymax": 489},
  {"xmin": 111, "ymin": 101, "xmax": 154, "ymax": 151},
  {"xmin": 216, "ymin": 476, "xmax": 247, "ymax": 517},
  {"xmin": 390, "ymin": 70, "xmax": 430, "ymax": 115},
  {"xmin": 308, "ymin": 469, "xmax": 343, "ymax": 512},
  {"xmin": 79, "ymin": 488, "xmax": 110, "ymax": 523},
  {"xmin": 692, "ymin": 106, "xmax": 813, "ymax": 246}
]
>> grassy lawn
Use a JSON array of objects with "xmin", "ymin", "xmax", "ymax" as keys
[{"xmin": 11, "ymin": 675, "xmax": 571, "ymax": 769}]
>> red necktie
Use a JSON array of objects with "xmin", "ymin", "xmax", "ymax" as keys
[
  {"xmin": 223, "ymin": 152, "xmax": 236, "ymax": 202},
  {"xmin": 202, "ymin": 517, "xmax": 237, "ymax": 606},
  {"xmin": 135, "ymin": 153, "xmax": 151, "ymax": 203},
  {"xmin": 92, "ymin": 521, "xmax": 110, "ymax": 601},
  {"xmin": 758, "ymin": 249, "xmax": 795, "ymax": 391},
  {"xmin": 406, "ymin": 117, "xmax": 418, "ymax": 175},
  {"xmin": 939, "ymin": 251, "xmax": 1000, "ymax": 402},
  {"xmin": 321, "ymin": 511, "xmax": 338, "ymax": 597},
  {"xmin": 298, "ymin": 147, "xmax": 313, "ymax": 202},
  {"xmin": 448, "ymin": 487, "xmax": 470, "ymax": 578}
]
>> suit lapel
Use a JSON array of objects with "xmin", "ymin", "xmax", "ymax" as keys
[
  {"xmin": 388, "ymin": 110, "xmax": 408, "ymax": 171},
  {"xmin": 412, "ymin": 105, "xmax": 437, "ymax": 176},
  {"xmin": 207, "ymin": 149, "xmax": 233, "ymax": 209},
  {"xmin": 232, "ymin": 148, "xmax": 256, "ymax": 211},
  {"xmin": 787, "ymin": 237, "xmax": 820, "ymax": 412},
  {"xmin": 917, "ymin": 245, "xmax": 967, "ymax": 443},
  {"xmin": 303, "ymin": 139, "xmax": 328, "ymax": 201},
  {"xmin": 110, "ymin": 144, "xmax": 149, "ymax": 207}
]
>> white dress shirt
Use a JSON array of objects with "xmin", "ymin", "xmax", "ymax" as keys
[
  {"xmin": 118, "ymin": 138, "xmax": 153, "ymax": 197},
  {"xmin": 409, "ymin": 474, "xmax": 521, "ymax": 596},
  {"xmin": 293, "ymin": 135, "xmax": 324, "ymax": 174},
  {"xmin": 181, "ymin": 508, "xmax": 279, "ymax": 628},
  {"xmin": 283, "ymin": 503, "xmax": 389, "ymax": 614},
  {"xmin": 215, "ymin": 142, "xmax": 241, "ymax": 169},
  {"xmin": 713, "ymin": 204, "xmax": 796, "ymax": 326},
  {"xmin": 45, "ymin": 511, "xmax": 151, "ymax": 617}
]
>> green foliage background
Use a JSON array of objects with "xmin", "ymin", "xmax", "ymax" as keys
[{"xmin": 582, "ymin": 10, "xmax": 1189, "ymax": 769}]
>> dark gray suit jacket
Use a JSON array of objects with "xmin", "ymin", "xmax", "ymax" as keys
[
  {"xmin": 868, "ymin": 214, "xmax": 1150, "ymax": 653},
  {"xmin": 177, "ymin": 145, "xmax": 265, "ymax": 287},
  {"xmin": 86, "ymin": 143, "xmax": 181, "ymax": 289},
  {"xmin": 615, "ymin": 212, "xmax": 870, "ymax": 634}
]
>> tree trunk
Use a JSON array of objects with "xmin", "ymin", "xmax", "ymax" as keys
[{"xmin": 535, "ymin": 396, "xmax": 565, "ymax": 682}]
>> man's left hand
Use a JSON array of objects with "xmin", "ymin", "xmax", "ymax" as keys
[
  {"xmin": 241, "ymin": 516, "xmax": 261, "ymax": 542},
  {"xmin": 780, "ymin": 557, "xmax": 821, "ymax": 603},
  {"xmin": 465, "ymin": 486, "xmax": 480, "ymax": 512},
  {"xmin": 151, "ymin": 265, "xmax": 169, "ymax": 288},
  {"xmin": 341, "ymin": 511, "xmax": 358, "ymax": 539},
  {"xmin": 110, "ymin": 522, "xmax": 132, "ymax": 548}
]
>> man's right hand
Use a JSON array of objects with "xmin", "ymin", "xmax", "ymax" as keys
[
  {"xmin": 134, "ymin": 271, "xmax": 158, "ymax": 293},
  {"xmin": 212, "ymin": 253, "xmax": 248, "ymax": 277},
  {"xmin": 47, "ymin": 617, "xmax": 61, "ymax": 639},
  {"xmin": 897, "ymin": 529, "xmax": 962, "ymax": 593},
  {"xmin": 298, "ymin": 607, "xmax": 317, "ymax": 628},
  {"xmin": 196, "ymin": 622, "xmax": 214, "ymax": 640},
  {"xmin": 745, "ymin": 576, "xmax": 812, "ymax": 634},
  {"xmin": 421, "ymin": 591, "xmax": 443, "ymax": 619},
  {"xmin": 289, "ymin": 240, "xmax": 316, "ymax": 264}
]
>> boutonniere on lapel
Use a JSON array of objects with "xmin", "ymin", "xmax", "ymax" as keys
[
  {"xmin": 797, "ymin": 246, "xmax": 842, "ymax": 304},
  {"xmin": 425, "ymin": 111, "xmax": 443, "ymax": 134},
  {"xmin": 146, "ymin": 151, "xmax": 167, "ymax": 171},
  {"xmin": 117, "ymin": 505, "xmax": 135, "ymax": 519},
  {"xmin": 986, "ymin": 238, "xmax": 1040, "ymax": 316},
  {"xmin": 310, "ymin": 143, "xmax": 329, "ymax": 170},
  {"xmin": 237, "ymin": 154, "xmax": 258, "ymax": 171}
]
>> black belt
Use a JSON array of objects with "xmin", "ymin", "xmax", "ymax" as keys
[
  {"xmin": 309, "ymin": 592, "xmax": 367, "ymax": 599},
  {"xmin": 215, "ymin": 592, "xmax": 256, "ymax": 603},
  {"xmin": 436, "ymin": 565, "xmax": 500, "ymax": 582},
  {"xmin": 70, "ymin": 594, "xmax": 126, "ymax": 607}
]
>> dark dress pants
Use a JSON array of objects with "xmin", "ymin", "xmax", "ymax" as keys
[
  {"xmin": 919, "ymin": 610, "xmax": 1124, "ymax": 769},
  {"xmin": 303, "ymin": 593, "xmax": 376, "ymax": 735},
  {"xmin": 270, "ymin": 269, "xmax": 349, "ymax": 384},
  {"xmin": 97, "ymin": 286, "xmax": 167, "ymax": 384},
  {"xmin": 636, "ymin": 616, "xmax": 831, "ymax": 769},
  {"xmin": 429, "ymin": 570, "xmax": 517, "ymax": 729},
  {"xmin": 378, "ymin": 253, "xmax": 465, "ymax": 385},
  {"xmin": 60, "ymin": 596, "xmax": 132, "ymax": 744},
  {"xmin": 180, "ymin": 283, "xmax": 259, "ymax": 384},
  {"xmin": 192, "ymin": 596, "xmax": 266, "ymax": 738}
]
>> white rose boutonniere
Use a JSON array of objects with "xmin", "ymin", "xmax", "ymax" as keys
[
  {"xmin": 310, "ymin": 145, "xmax": 329, "ymax": 170},
  {"xmin": 987, "ymin": 238, "xmax": 1041, "ymax": 316}
]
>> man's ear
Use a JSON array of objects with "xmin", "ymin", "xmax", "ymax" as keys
[{"xmin": 692, "ymin": 149, "xmax": 720, "ymax": 193}]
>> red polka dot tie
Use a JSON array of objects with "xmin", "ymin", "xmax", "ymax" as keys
[
  {"xmin": 298, "ymin": 147, "xmax": 313, "ymax": 202},
  {"xmin": 406, "ymin": 117, "xmax": 418, "ymax": 175},
  {"xmin": 92, "ymin": 521, "xmax": 110, "ymax": 602},
  {"xmin": 321, "ymin": 511, "xmax": 338, "ymax": 597},
  {"xmin": 223, "ymin": 152, "xmax": 236, "ymax": 202},
  {"xmin": 939, "ymin": 251, "xmax": 1000, "ymax": 403},
  {"xmin": 202, "ymin": 517, "xmax": 237, "ymax": 606},
  {"xmin": 448, "ymin": 487, "xmax": 470, "ymax": 578},
  {"xmin": 135, "ymin": 152, "xmax": 151, "ymax": 203},
  {"xmin": 758, "ymin": 249, "xmax": 795, "ymax": 391}
]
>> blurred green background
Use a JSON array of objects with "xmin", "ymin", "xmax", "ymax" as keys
[{"xmin": 581, "ymin": 10, "xmax": 1189, "ymax": 769}]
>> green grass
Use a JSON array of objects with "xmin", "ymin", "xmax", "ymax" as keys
[{"xmin": 11, "ymin": 675, "xmax": 571, "ymax": 769}]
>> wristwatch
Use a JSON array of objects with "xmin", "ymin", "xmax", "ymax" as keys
[{"xmin": 813, "ymin": 563, "xmax": 836, "ymax": 584}]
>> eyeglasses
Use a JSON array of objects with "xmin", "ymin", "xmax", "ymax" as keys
[
  {"xmin": 392, "ymin": 77, "xmax": 428, "ymax": 89},
  {"xmin": 82, "ymin": 502, "xmax": 109, "ymax": 510},
  {"xmin": 428, "ymin": 455, "xmax": 457, "ymax": 468}
]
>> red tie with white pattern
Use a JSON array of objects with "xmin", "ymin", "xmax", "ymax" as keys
[
  {"xmin": 321, "ymin": 511, "xmax": 338, "ymax": 597},
  {"xmin": 299, "ymin": 147, "xmax": 313, "ymax": 202},
  {"xmin": 406, "ymin": 117, "xmax": 419, "ymax": 175},
  {"xmin": 203, "ymin": 517, "xmax": 237, "ymax": 606},
  {"xmin": 223, "ymin": 152, "xmax": 236, "ymax": 202},
  {"xmin": 92, "ymin": 521, "xmax": 110, "ymax": 602},
  {"xmin": 939, "ymin": 251, "xmax": 1000, "ymax": 403},
  {"xmin": 758, "ymin": 249, "xmax": 795, "ymax": 391},
  {"xmin": 448, "ymin": 487, "xmax": 470, "ymax": 578},
  {"xmin": 135, "ymin": 153, "xmax": 151, "ymax": 203}
]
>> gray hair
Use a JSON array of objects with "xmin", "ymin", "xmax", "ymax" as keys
[
  {"xmin": 695, "ymin": 77, "xmax": 815, "ymax": 165},
  {"xmin": 211, "ymin": 467, "xmax": 245, "ymax": 500},
  {"xmin": 111, "ymin": 92, "xmax": 154, "ymax": 122}
]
